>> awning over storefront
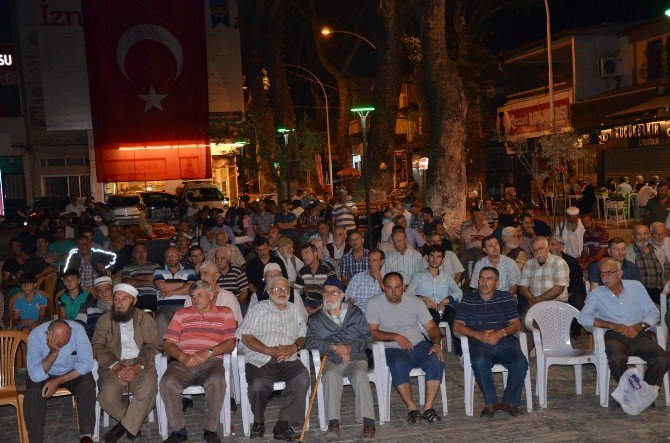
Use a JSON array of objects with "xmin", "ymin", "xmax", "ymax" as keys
[{"xmin": 607, "ymin": 95, "xmax": 670, "ymax": 118}]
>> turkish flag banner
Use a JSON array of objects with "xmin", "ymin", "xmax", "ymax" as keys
[{"xmin": 82, "ymin": 0, "xmax": 211, "ymax": 183}]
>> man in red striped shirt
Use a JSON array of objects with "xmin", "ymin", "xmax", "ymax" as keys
[{"xmin": 159, "ymin": 280, "xmax": 237, "ymax": 443}]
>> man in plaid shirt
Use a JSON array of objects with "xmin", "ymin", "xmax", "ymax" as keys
[
  {"xmin": 340, "ymin": 231, "xmax": 369, "ymax": 286},
  {"xmin": 518, "ymin": 236, "xmax": 569, "ymax": 311}
]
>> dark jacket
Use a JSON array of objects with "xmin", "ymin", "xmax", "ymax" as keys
[{"xmin": 305, "ymin": 304, "xmax": 371, "ymax": 364}]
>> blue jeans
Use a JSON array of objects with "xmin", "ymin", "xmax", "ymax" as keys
[
  {"xmin": 385, "ymin": 341, "xmax": 445, "ymax": 386},
  {"xmin": 469, "ymin": 338, "xmax": 528, "ymax": 406}
]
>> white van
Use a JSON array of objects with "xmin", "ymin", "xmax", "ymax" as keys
[{"xmin": 176, "ymin": 181, "xmax": 229, "ymax": 210}]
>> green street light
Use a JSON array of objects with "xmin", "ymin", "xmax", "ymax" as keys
[
  {"xmin": 351, "ymin": 106, "xmax": 375, "ymax": 249},
  {"xmin": 666, "ymin": 8, "xmax": 670, "ymax": 17},
  {"xmin": 276, "ymin": 128, "xmax": 294, "ymax": 197}
]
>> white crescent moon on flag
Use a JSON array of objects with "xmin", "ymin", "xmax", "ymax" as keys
[{"xmin": 117, "ymin": 24, "xmax": 183, "ymax": 81}]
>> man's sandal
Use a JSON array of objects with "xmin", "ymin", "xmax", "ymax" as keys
[
  {"xmin": 407, "ymin": 410, "xmax": 422, "ymax": 425},
  {"xmin": 421, "ymin": 408, "xmax": 441, "ymax": 423}
]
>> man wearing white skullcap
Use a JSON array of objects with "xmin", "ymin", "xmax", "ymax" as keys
[
  {"xmin": 91, "ymin": 283, "xmax": 161, "ymax": 442},
  {"xmin": 93, "ymin": 276, "xmax": 114, "ymax": 313},
  {"xmin": 554, "ymin": 206, "xmax": 585, "ymax": 258}
]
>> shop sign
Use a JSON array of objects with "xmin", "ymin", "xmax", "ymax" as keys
[{"xmin": 598, "ymin": 120, "xmax": 670, "ymax": 148}]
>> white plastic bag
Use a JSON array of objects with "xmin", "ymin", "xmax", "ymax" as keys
[{"xmin": 611, "ymin": 368, "xmax": 659, "ymax": 415}]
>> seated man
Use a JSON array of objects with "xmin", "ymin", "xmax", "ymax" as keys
[
  {"xmin": 407, "ymin": 245, "xmax": 463, "ymax": 355},
  {"xmin": 120, "ymin": 243, "xmax": 161, "ymax": 312},
  {"xmin": 296, "ymin": 243, "xmax": 337, "ymax": 313},
  {"xmin": 57, "ymin": 268, "xmax": 99, "ymax": 338},
  {"xmin": 154, "ymin": 246, "xmax": 197, "ymax": 339},
  {"xmin": 248, "ymin": 263, "xmax": 308, "ymax": 322},
  {"xmin": 93, "ymin": 276, "xmax": 114, "ymax": 313},
  {"xmin": 91, "ymin": 284, "xmax": 161, "ymax": 442},
  {"xmin": 237, "ymin": 276, "xmax": 309, "ymax": 441},
  {"xmin": 25, "ymin": 319, "xmax": 95, "ymax": 443},
  {"xmin": 518, "ymin": 236, "xmax": 569, "ymax": 313},
  {"xmin": 160, "ymin": 280, "xmax": 237, "ymax": 443},
  {"xmin": 579, "ymin": 258, "xmax": 670, "ymax": 400},
  {"xmin": 305, "ymin": 278, "xmax": 375, "ymax": 439},
  {"xmin": 185, "ymin": 261, "xmax": 244, "ymax": 325},
  {"xmin": 366, "ymin": 272, "xmax": 445, "ymax": 425},
  {"xmin": 587, "ymin": 237, "xmax": 641, "ymax": 291},
  {"xmin": 214, "ymin": 246, "xmax": 249, "ymax": 305},
  {"xmin": 454, "ymin": 267, "xmax": 528, "ymax": 418},
  {"xmin": 345, "ymin": 250, "xmax": 385, "ymax": 314},
  {"xmin": 469, "ymin": 235, "xmax": 521, "ymax": 295}
]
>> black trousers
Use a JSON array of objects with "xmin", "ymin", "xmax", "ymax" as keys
[
  {"xmin": 24, "ymin": 372, "xmax": 96, "ymax": 443},
  {"xmin": 245, "ymin": 358, "xmax": 309, "ymax": 430},
  {"xmin": 604, "ymin": 330, "xmax": 670, "ymax": 387},
  {"xmin": 427, "ymin": 305, "xmax": 461, "ymax": 355}
]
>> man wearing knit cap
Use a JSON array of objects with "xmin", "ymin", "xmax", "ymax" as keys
[
  {"xmin": 93, "ymin": 276, "xmax": 114, "ymax": 313},
  {"xmin": 305, "ymin": 277, "xmax": 376, "ymax": 439},
  {"xmin": 91, "ymin": 283, "xmax": 161, "ymax": 442},
  {"xmin": 554, "ymin": 206, "xmax": 585, "ymax": 258}
]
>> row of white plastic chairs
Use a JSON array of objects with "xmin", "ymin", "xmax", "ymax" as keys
[{"xmin": 83, "ymin": 291, "xmax": 670, "ymax": 440}]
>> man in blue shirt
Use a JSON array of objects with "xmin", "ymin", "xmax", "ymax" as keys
[
  {"xmin": 587, "ymin": 237, "xmax": 641, "ymax": 292},
  {"xmin": 454, "ymin": 266, "xmax": 528, "ymax": 419},
  {"xmin": 579, "ymin": 257, "xmax": 670, "ymax": 391},
  {"xmin": 24, "ymin": 319, "xmax": 95, "ymax": 443}
]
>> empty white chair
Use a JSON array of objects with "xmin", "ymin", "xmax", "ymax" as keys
[
  {"xmin": 525, "ymin": 301, "xmax": 599, "ymax": 408},
  {"xmin": 438, "ymin": 321, "xmax": 453, "ymax": 353},
  {"xmin": 237, "ymin": 349, "xmax": 311, "ymax": 436},
  {"xmin": 375, "ymin": 342, "xmax": 447, "ymax": 421},
  {"xmin": 594, "ymin": 325, "xmax": 670, "ymax": 407},
  {"xmin": 155, "ymin": 352, "xmax": 232, "ymax": 438},
  {"xmin": 310, "ymin": 343, "xmax": 386, "ymax": 431},
  {"xmin": 91, "ymin": 360, "xmax": 156, "ymax": 441},
  {"xmin": 458, "ymin": 332, "xmax": 532, "ymax": 416}
]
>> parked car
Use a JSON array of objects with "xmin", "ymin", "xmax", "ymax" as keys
[
  {"xmin": 139, "ymin": 191, "xmax": 179, "ymax": 220},
  {"xmin": 176, "ymin": 181, "xmax": 229, "ymax": 210},
  {"xmin": 106, "ymin": 194, "xmax": 147, "ymax": 226}
]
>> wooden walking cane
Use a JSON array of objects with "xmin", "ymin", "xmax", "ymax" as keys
[{"xmin": 299, "ymin": 353, "xmax": 327, "ymax": 442}]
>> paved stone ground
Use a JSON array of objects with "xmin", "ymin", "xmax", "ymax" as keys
[{"xmin": 4, "ymin": 334, "xmax": 670, "ymax": 443}]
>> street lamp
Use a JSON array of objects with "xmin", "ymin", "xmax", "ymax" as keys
[
  {"xmin": 320, "ymin": 26, "xmax": 377, "ymax": 50},
  {"xmin": 351, "ymin": 106, "xmax": 375, "ymax": 249},
  {"xmin": 277, "ymin": 128, "xmax": 294, "ymax": 198},
  {"xmin": 284, "ymin": 64, "xmax": 334, "ymax": 196},
  {"xmin": 544, "ymin": 0, "xmax": 555, "ymax": 129},
  {"xmin": 666, "ymin": 8, "xmax": 670, "ymax": 17}
]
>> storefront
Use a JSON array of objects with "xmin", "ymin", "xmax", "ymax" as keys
[{"xmin": 595, "ymin": 120, "xmax": 670, "ymax": 183}]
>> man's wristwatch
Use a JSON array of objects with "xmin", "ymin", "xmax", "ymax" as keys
[
  {"xmin": 207, "ymin": 348, "xmax": 215, "ymax": 356},
  {"xmin": 295, "ymin": 342, "xmax": 302, "ymax": 352},
  {"xmin": 639, "ymin": 322, "xmax": 649, "ymax": 331}
]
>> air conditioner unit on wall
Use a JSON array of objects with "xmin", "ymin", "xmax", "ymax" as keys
[{"xmin": 599, "ymin": 57, "xmax": 625, "ymax": 78}]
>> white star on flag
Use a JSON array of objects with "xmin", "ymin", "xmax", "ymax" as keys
[{"xmin": 138, "ymin": 85, "xmax": 167, "ymax": 112}]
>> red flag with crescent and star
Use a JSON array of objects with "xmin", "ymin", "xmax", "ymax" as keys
[{"xmin": 82, "ymin": 0, "xmax": 211, "ymax": 183}]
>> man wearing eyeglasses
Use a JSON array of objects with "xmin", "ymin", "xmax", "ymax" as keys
[
  {"xmin": 237, "ymin": 275, "xmax": 309, "ymax": 441},
  {"xmin": 579, "ymin": 258, "xmax": 670, "ymax": 395},
  {"xmin": 305, "ymin": 277, "xmax": 376, "ymax": 439}
]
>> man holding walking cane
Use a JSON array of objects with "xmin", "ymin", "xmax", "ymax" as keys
[
  {"xmin": 306, "ymin": 277, "xmax": 376, "ymax": 439},
  {"xmin": 237, "ymin": 275, "xmax": 310, "ymax": 441}
]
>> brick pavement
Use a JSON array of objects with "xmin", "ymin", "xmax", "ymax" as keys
[{"xmin": 4, "ymin": 336, "xmax": 670, "ymax": 443}]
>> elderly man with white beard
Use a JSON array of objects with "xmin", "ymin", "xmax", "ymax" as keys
[
  {"xmin": 237, "ymin": 275, "xmax": 310, "ymax": 441},
  {"xmin": 305, "ymin": 277, "xmax": 376, "ymax": 440},
  {"xmin": 553, "ymin": 206, "xmax": 586, "ymax": 258},
  {"xmin": 91, "ymin": 284, "xmax": 161, "ymax": 442}
]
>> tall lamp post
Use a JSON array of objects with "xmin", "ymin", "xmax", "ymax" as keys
[
  {"xmin": 544, "ymin": 0, "xmax": 555, "ymax": 128},
  {"xmin": 351, "ymin": 106, "xmax": 375, "ymax": 249},
  {"xmin": 277, "ymin": 127, "xmax": 294, "ymax": 198},
  {"xmin": 320, "ymin": 27, "xmax": 377, "ymax": 50},
  {"xmin": 284, "ymin": 64, "xmax": 334, "ymax": 195}
]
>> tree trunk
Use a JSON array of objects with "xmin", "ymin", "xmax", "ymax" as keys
[
  {"xmin": 334, "ymin": 76, "xmax": 354, "ymax": 169},
  {"xmin": 367, "ymin": 0, "xmax": 404, "ymax": 201},
  {"xmin": 419, "ymin": 0, "xmax": 468, "ymax": 231},
  {"xmin": 465, "ymin": 93, "xmax": 486, "ymax": 195}
]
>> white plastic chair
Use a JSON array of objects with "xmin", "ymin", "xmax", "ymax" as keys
[
  {"xmin": 458, "ymin": 332, "xmax": 533, "ymax": 416},
  {"xmin": 438, "ymin": 321, "xmax": 453, "ymax": 353},
  {"xmin": 237, "ymin": 349, "xmax": 311, "ymax": 436},
  {"xmin": 155, "ymin": 352, "xmax": 232, "ymax": 438},
  {"xmin": 91, "ymin": 360, "xmax": 157, "ymax": 441},
  {"xmin": 524, "ymin": 301, "xmax": 599, "ymax": 408},
  {"xmin": 310, "ymin": 343, "xmax": 386, "ymax": 431},
  {"xmin": 375, "ymin": 342, "xmax": 448, "ymax": 421},
  {"xmin": 594, "ymin": 325, "xmax": 670, "ymax": 407}
]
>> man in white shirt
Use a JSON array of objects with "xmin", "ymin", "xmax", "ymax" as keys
[
  {"xmin": 91, "ymin": 284, "xmax": 161, "ymax": 442},
  {"xmin": 276, "ymin": 237, "xmax": 304, "ymax": 284},
  {"xmin": 64, "ymin": 195, "xmax": 86, "ymax": 216},
  {"xmin": 237, "ymin": 276, "xmax": 310, "ymax": 441},
  {"xmin": 650, "ymin": 222, "xmax": 670, "ymax": 264},
  {"xmin": 554, "ymin": 206, "xmax": 585, "ymax": 258}
]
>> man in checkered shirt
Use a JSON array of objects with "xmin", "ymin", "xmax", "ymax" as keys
[
  {"xmin": 339, "ymin": 231, "xmax": 369, "ymax": 286},
  {"xmin": 518, "ymin": 236, "xmax": 569, "ymax": 313}
]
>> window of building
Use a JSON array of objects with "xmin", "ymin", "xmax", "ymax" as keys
[
  {"xmin": 646, "ymin": 39, "xmax": 664, "ymax": 81},
  {"xmin": 40, "ymin": 157, "xmax": 89, "ymax": 167},
  {"xmin": 505, "ymin": 43, "xmax": 573, "ymax": 97},
  {"xmin": 43, "ymin": 175, "xmax": 90, "ymax": 197}
]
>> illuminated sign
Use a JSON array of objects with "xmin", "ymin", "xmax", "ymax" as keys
[
  {"xmin": 0, "ymin": 54, "xmax": 12, "ymax": 66},
  {"xmin": 598, "ymin": 120, "xmax": 670, "ymax": 148}
]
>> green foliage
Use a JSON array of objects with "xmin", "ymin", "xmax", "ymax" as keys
[
  {"xmin": 536, "ymin": 129, "xmax": 586, "ymax": 180},
  {"xmin": 293, "ymin": 117, "xmax": 326, "ymax": 172}
]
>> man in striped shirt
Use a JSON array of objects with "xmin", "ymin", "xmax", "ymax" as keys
[
  {"xmin": 238, "ymin": 276, "xmax": 309, "ymax": 441},
  {"xmin": 382, "ymin": 230, "xmax": 423, "ymax": 283},
  {"xmin": 296, "ymin": 243, "xmax": 337, "ymax": 314},
  {"xmin": 331, "ymin": 188, "xmax": 358, "ymax": 234},
  {"xmin": 159, "ymin": 280, "xmax": 237, "ymax": 443},
  {"xmin": 214, "ymin": 246, "xmax": 249, "ymax": 306},
  {"xmin": 454, "ymin": 267, "xmax": 528, "ymax": 418}
]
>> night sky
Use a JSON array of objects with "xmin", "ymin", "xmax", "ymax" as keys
[{"xmin": 488, "ymin": 0, "xmax": 668, "ymax": 51}]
